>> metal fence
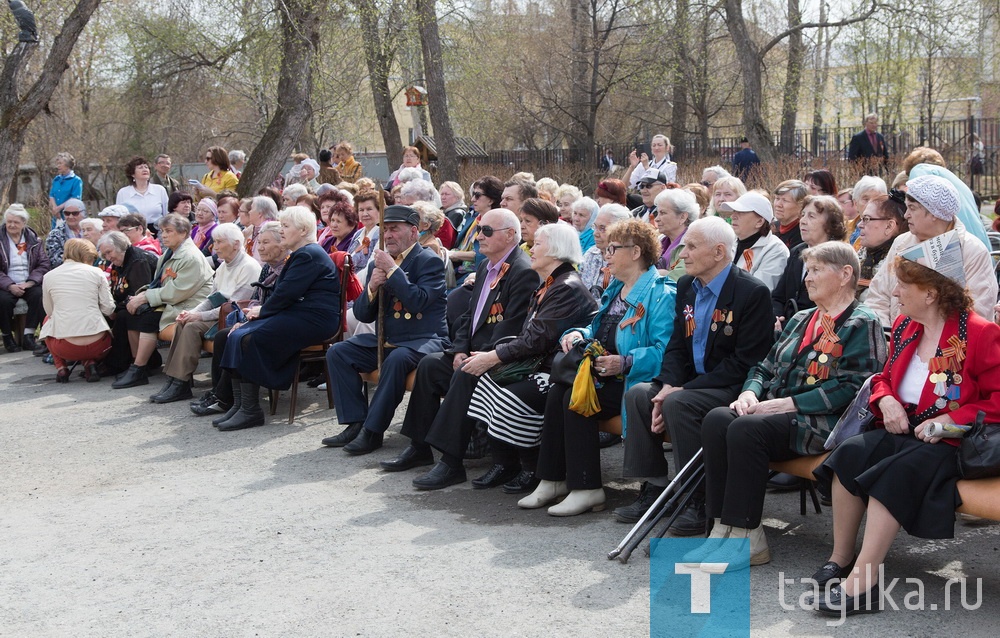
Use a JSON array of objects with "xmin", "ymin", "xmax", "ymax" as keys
[{"xmin": 474, "ymin": 116, "xmax": 1000, "ymax": 197}]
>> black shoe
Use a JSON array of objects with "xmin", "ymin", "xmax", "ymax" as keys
[
  {"xmin": 192, "ymin": 400, "xmax": 231, "ymax": 417},
  {"xmin": 344, "ymin": 428, "xmax": 384, "ymax": 455},
  {"xmin": 191, "ymin": 391, "xmax": 216, "ymax": 408},
  {"xmin": 152, "ymin": 378, "xmax": 194, "ymax": 404},
  {"xmin": 84, "ymin": 363, "xmax": 101, "ymax": 383},
  {"xmin": 111, "ymin": 364, "xmax": 149, "ymax": 389},
  {"xmin": 56, "ymin": 368, "xmax": 70, "ymax": 383},
  {"xmin": 816, "ymin": 583, "xmax": 881, "ymax": 617},
  {"xmin": 3, "ymin": 334, "xmax": 21, "ymax": 353},
  {"xmin": 613, "ymin": 481, "xmax": 666, "ymax": 523},
  {"xmin": 380, "ymin": 445, "xmax": 434, "ymax": 472},
  {"xmin": 21, "ymin": 334, "xmax": 36, "ymax": 352},
  {"xmin": 322, "ymin": 423, "xmax": 363, "ymax": 447},
  {"xmin": 33, "ymin": 340, "xmax": 49, "ymax": 356},
  {"xmin": 598, "ymin": 431, "xmax": 622, "ymax": 448},
  {"xmin": 501, "ymin": 470, "xmax": 540, "ymax": 494},
  {"xmin": 413, "ymin": 461, "xmax": 467, "ymax": 491},
  {"xmin": 816, "ymin": 479, "xmax": 832, "ymax": 506},
  {"xmin": 471, "ymin": 464, "xmax": 520, "ymax": 489},
  {"xmin": 767, "ymin": 472, "xmax": 804, "ymax": 491},
  {"xmin": 217, "ymin": 407, "xmax": 266, "ymax": 431},
  {"xmin": 306, "ymin": 374, "xmax": 325, "ymax": 388},
  {"xmin": 811, "ymin": 560, "xmax": 855, "ymax": 589},
  {"xmin": 669, "ymin": 497, "xmax": 707, "ymax": 537},
  {"xmin": 212, "ymin": 404, "xmax": 240, "ymax": 427}
]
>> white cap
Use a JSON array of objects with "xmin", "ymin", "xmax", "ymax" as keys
[{"xmin": 720, "ymin": 192, "xmax": 774, "ymax": 223}]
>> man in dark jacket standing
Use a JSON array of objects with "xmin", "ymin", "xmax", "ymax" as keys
[
  {"xmin": 847, "ymin": 114, "xmax": 889, "ymax": 173},
  {"xmin": 614, "ymin": 217, "xmax": 775, "ymax": 534},
  {"xmin": 731, "ymin": 138, "xmax": 760, "ymax": 182},
  {"xmin": 380, "ymin": 208, "xmax": 540, "ymax": 472}
]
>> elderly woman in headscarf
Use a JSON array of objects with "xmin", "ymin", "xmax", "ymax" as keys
[
  {"xmin": 191, "ymin": 198, "xmax": 219, "ymax": 256},
  {"xmin": 866, "ymin": 175, "xmax": 998, "ymax": 327},
  {"xmin": 570, "ymin": 196, "xmax": 599, "ymax": 252},
  {"xmin": 1, "ymin": 203, "xmax": 50, "ymax": 352},
  {"xmin": 297, "ymin": 158, "xmax": 321, "ymax": 191},
  {"xmin": 151, "ymin": 223, "xmax": 262, "ymax": 404},
  {"xmin": 903, "ymin": 147, "xmax": 990, "ymax": 248}
]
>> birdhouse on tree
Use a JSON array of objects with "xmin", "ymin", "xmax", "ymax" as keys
[{"xmin": 405, "ymin": 86, "xmax": 428, "ymax": 107}]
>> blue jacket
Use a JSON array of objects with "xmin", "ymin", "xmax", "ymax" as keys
[
  {"xmin": 353, "ymin": 242, "xmax": 449, "ymax": 353},
  {"xmin": 569, "ymin": 266, "xmax": 676, "ymax": 436}
]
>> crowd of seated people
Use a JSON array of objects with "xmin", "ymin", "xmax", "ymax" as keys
[{"xmin": 14, "ymin": 139, "xmax": 1000, "ymax": 621}]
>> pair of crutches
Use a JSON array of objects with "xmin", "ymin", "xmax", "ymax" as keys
[{"xmin": 608, "ymin": 449, "xmax": 705, "ymax": 564}]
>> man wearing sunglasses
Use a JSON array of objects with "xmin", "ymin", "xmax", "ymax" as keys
[
  {"xmin": 633, "ymin": 170, "xmax": 667, "ymax": 223},
  {"xmin": 383, "ymin": 208, "xmax": 540, "ymax": 474}
]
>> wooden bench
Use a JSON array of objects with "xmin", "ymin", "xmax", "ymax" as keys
[
  {"xmin": 360, "ymin": 369, "xmax": 417, "ymax": 392},
  {"xmin": 771, "ymin": 452, "xmax": 1000, "ymax": 522}
]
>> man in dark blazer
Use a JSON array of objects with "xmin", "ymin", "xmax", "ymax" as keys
[
  {"xmin": 380, "ymin": 208, "xmax": 540, "ymax": 472},
  {"xmin": 615, "ymin": 216, "xmax": 775, "ymax": 534},
  {"xmin": 323, "ymin": 205, "xmax": 449, "ymax": 455},
  {"xmin": 847, "ymin": 114, "xmax": 889, "ymax": 173}
]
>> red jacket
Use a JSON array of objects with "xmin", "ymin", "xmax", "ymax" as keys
[{"xmin": 870, "ymin": 312, "xmax": 1000, "ymax": 444}]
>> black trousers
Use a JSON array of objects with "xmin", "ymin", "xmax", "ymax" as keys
[
  {"xmin": 622, "ymin": 382, "xmax": 736, "ymax": 480},
  {"xmin": 0, "ymin": 286, "xmax": 44, "ymax": 334},
  {"xmin": 399, "ymin": 351, "xmax": 456, "ymax": 450},
  {"xmin": 212, "ymin": 326, "xmax": 233, "ymax": 403},
  {"xmin": 536, "ymin": 380, "xmax": 624, "ymax": 489},
  {"xmin": 424, "ymin": 363, "xmax": 483, "ymax": 463},
  {"xmin": 701, "ymin": 407, "xmax": 800, "ymax": 529}
]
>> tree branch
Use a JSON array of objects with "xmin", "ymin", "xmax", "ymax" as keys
[{"xmin": 761, "ymin": 0, "xmax": 878, "ymax": 56}]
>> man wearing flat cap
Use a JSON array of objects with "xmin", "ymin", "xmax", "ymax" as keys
[
  {"xmin": 323, "ymin": 205, "xmax": 449, "ymax": 455},
  {"xmin": 866, "ymin": 174, "xmax": 997, "ymax": 326},
  {"xmin": 632, "ymin": 170, "xmax": 667, "ymax": 223}
]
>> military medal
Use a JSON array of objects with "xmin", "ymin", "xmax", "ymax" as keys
[
  {"xmin": 909, "ymin": 311, "xmax": 968, "ymax": 423},
  {"xmin": 806, "ymin": 314, "xmax": 843, "ymax": 385},
  {"xmin": 392, "ymin": 299, "xmax": 403, "ymax": 319},
  {"xmin": 724, "ymin": 312, "xmax": 734, "ymax": 336},
  {"xmin": 683, "ymin": 305, "xmax": 695, "ymax": 338}
]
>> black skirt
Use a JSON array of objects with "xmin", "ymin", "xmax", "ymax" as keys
[{"xmin": 815, "ymin": 429, "xmax": 962, "ymax": 539}]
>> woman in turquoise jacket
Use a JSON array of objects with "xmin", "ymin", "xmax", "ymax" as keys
[{"xmin": 524, "ymin": 220, "xmax": 676, "ymax": 516}]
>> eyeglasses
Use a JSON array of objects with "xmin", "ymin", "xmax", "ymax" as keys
[
  {"xmin": 700, "ymin": 181, "xmax": 712, "ymax": 187},
  {"xmin": 63, "ymin": 210, "xmax": 82, "ymax": 216},
  {"xmin": 859, "ymin": 215, "xmax": 892, "ymax": 224},
  {"xmin": 478, "ymin": 225, "xmax": 512, "ymax": 237},
  {"xmin": 472, "ymin": 192, "xmax": 484, "ymax": 200},
  {"xmin": 605, "ymin": 243, "xmax": 635, "ymax": 255},
  {"xmin": 638, "ymin": 182, "xmax": 659, "ymax": 190},
  {"xmin": 118, "ymin": 225, "xmax": 140, "ymax": 233}
]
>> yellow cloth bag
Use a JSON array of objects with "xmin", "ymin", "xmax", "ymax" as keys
[{"xmin": 568, "ymin": 341, "xmax": 606, "ymax": 417}]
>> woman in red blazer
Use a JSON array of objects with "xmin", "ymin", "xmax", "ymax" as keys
[{"xmin": 810, "ymin": 250, "xmax": 1000, "ymax": 617}]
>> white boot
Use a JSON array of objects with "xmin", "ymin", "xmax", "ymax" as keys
[
  {"xmin": 518, "ymin": 480, "xmax": 568, "ymax": 509},
  {"xmin": 681, "ymin": 519, "xmax": 731, "ymax": 565},
  {"xmin": 700, "ymin": 525, "xmax": 770, "ymax": 573},
  {"xmin": 547, "ymin": 488, "xmax": 606, "ymax": 516}
]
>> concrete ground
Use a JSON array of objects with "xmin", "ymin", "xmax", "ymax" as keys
[{"xmin": 2, "ymin": 350, "xmax": 998, "ymax": 637}]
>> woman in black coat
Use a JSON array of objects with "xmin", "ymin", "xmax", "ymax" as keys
[
  {"xmin": 215, "ymin": 206, "xmax": 342, "ymax": 431},
  {"xmin": 97, "ymin": 231, "xmax": 160, "ymax": 375}
]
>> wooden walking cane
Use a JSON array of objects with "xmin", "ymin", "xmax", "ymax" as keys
[{"xmin": 376, "ymin": 184, "xmax": 386, "ymax": 370}]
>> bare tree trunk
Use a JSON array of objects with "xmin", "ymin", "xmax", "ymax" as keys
[
  {"xmin": 669, "ymin": 0, "xmax": 689, "ymax": 161},
  {"xmin": 779, "ymin": 0, "xmax": 804, "ymax": 155},
  {"xmin": 569, "ymin": 0, "xmax": 589, "ymax": 163},
  {"xmin": 724, "ymin": 0, "xmax": 774, "ymax": 162},
  {"xmin": 416, "ymin": 0, "xmax": 459, "ymax": 183},
  {"xmin": 356, "ymin": 0, "xmax": 404, "ymax": 169},
  {"xmin": 237, "ymin": 0, "xmax": 321, "ymax": 196},
  {"xmin": 0, "ymin": 0, "xmax": 103, "ymax": 207}
]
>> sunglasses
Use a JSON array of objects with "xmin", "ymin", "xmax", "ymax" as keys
[
  {"xmin": 479, "ymin": 225, "xmax": 512, "ymax": 237},
  {"xmin": 63, "ymin": 210, "xmax": 83, "ymax": 216},
  {"xmin": 700, "ymin": 181, "xmax": 712, "ymax": 187},
  {"xmin": 638, "ymin": 183, "xmax": 658, "ymax": 190},
  {"xmin": 472, "ymin": 191, "xmax": 485, "ymax": 199}
]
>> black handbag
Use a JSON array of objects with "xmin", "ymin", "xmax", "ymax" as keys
[
  {"xmin": 550, "ymin": 340, "xmax": 592, "ymax": 386},
  {"xmin": 489, "ymin": 355, "xmax": 545, "ymax": 387},
  {"xmin": 958, "ymin": 411, "xmax": 1000, "ymax": 479}
]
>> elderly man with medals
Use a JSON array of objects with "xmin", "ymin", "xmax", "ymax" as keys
[{"xmin": 323, "ymin": 205, "xmax": 449, "ymax": 455}]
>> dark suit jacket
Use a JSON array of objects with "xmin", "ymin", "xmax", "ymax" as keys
[
  {"xmin": 848, "ymin": 129, "xmax": 889, "ymax": 165},
  {"xmin": 450, "ymin": 247, "xmax": 539, "ymax": 355},
  {"xmin": 657, "ymin": 267, "xmax": 775, "ymax": 393},
  {"xmin": 353, "ymin": 242, "xmax": 449, "ymax": 353}
]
